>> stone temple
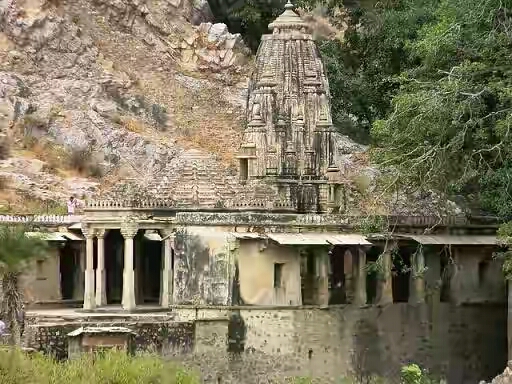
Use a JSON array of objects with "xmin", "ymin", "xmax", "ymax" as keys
[{"xmin": 7, "ymin": 3, "xmax": 510, "ymax": 382}]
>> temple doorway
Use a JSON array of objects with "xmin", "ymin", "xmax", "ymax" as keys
[
  {"xmin": 59, "ymin": 242, "xmax": 78, "ymax": 300},
  {"xmin": 105, "ymin": 229, "xmax": 124, "ymax": 304},
  {"xmin": 134, "ymin": 231, "xmax": 163, "ymax": 305}
]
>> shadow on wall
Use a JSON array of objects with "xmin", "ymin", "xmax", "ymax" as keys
[
  {"xmin": 175, "ymin": 229, "xmax": 231, "ymax": 305},
  {"xmin": 350, "ymin": 304, "xmax": 507, "ymax": 383}
]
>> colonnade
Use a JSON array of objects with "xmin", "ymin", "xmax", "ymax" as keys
[
  {"xmin": 81, "ymin": 224, "xmax": 174, "ymax": 311},
  {"xmin": 350, "ymin": 242, "xmax": 426, "ymax": 305}
]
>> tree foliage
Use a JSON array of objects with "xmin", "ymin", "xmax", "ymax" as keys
[
  {"xmin": 0, "ymin": 225, "xmax": 49, "ymax": 345},
  {"xmin": 371, "ymin": 0, "xmax": 512, "ymax": 211},
  {"xmin": 224, "ymin": 0, "xmax": 512, "ymax": 242}
]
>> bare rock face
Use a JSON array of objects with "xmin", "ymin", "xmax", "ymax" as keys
[
  {"xmin": 170, "ymin": 22, "xmax": 250, "ymax": 73},
  {"xmin": 0, "ymin": 0, "xmax": 248, "ymax": 210},
  {"xmin": 481, "ymin": 362, "xmax": 512, "ymax": 383}
]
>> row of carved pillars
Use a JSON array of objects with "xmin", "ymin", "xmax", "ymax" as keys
[
  {"xmin": 351, "ymin": 242, "xmax": 426, "ymax": 305},
  {"xmin": 81, "ymin": 225, "xmax": 174, "ymax": 311}
]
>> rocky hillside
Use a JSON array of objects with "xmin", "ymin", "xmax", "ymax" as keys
[
  {"xmin": 0, "ymin": 0, "xmax": 251, "ymax": 213},
  {"xmin": 0, "ymin": 0, "xmax": 460, "ymax": 217}
]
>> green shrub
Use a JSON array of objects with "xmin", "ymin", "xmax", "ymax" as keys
[{"xmin": 0, "ymin": 348, "xmax": 199, "ymax": 384}]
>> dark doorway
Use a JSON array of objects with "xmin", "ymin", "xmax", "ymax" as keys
[
  {"xmin": 59, "ymin": 242, "xmax": 77, "ymax": 300},
  {"xmin": 392, "ymin": 246, "xmax": 411, "ymax": 303},
  {"xmin": 105, "ymin": 229, "xmax": 124, "ymax": 304},
  {"xmin": 366, "ymin": 247, "xmax": 380, "ymax": 304},
  {"xmin": 329, "ymin": 245, "xmax": 346, "ymax": 304},
  {"xmin": 140, "ymin": 235, "xmax": 163, "ymax": 304}
]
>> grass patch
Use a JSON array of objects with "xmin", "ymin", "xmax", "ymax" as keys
[
  {"xmin": 120, "ymin": 116, "xmax": 145, "ymax": 134},
  {"xmin": 19, "ymin": 138, "xmax": 103, "ymax": 179},
  {"xmin": 173, "ymin": 84, "xmax": 242, "ymax": 165},
  {"xmin": 0, "ymin": 191, "xmax": 66, "ymax": 215},
  {"xmin": 0, "ymin": 348, "xmax": 199, "ymax": 384}
]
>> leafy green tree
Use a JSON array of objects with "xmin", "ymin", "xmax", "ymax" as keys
[
  {"xmin": 366, "ymin": 0, "xmax": 512, "ymax": 276},
  {"xmin": 0, "ymin": 225, "xmax": 49, "ymax": 345},
  {"xmin": 370, "ymin": 0, "xmax": 512, "ymax": 210},
  {"xmin": 318, "ymin": 0, "xmax": 438, "ymax": 142}
]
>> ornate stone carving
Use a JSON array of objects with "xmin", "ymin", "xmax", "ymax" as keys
[
  {"xmin": 239, "ymin": 0, "xmax": 335, "ymax": 206},
  {"xmin": 81, "ymin": 225, "xmax": 95, "ymax": 239},
  {"xmin": 96, "ymin": 229, "xmax": 107, "ymax": 239},
  {"xmin": 318, "ymin": 93, "xmax": 330, "ymax": 122},
  {"xmin": 120, "ymin": 220, "xmax": 139, "ymax": 239}
]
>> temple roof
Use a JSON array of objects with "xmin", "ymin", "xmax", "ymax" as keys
[
  {"xmin": 94, "ymin": 149, "xmax": 289, "ymax": 210},
  {"xmin": 87, "ymin": 2, "xmax": 334, "ymax": 212},
  {"xmin": 268, "ymin": 1, "xmax": 309, "ymax": 31},
  {"xmin": 100, "ymin": 150, "xmax": 238, "ymax": 208}
]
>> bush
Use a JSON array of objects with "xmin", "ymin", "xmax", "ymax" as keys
[
  {"xmin": 0, "ymin": 135, "xmax": 11, "ymax": 160},
  {"xmin": 0, "ymin": 348, "xmax": 199, "ymax": 384},
  {"xmin": 69, "ymin": 147, "xmax": 104, "ymax": 178}
]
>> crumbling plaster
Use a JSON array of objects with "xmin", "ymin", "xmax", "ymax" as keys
[{"xmin": 237, "ymin": 240, "xmax": 302, "ymax": 306}]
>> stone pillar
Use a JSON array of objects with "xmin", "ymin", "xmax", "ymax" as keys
[
  {"xmin": 73, "ymin": 242, "xmax": 85, "ymax": 300},
  {"xmin": 121, "ymin": 222, "xmax": 138, "ymax": 311},
  {"xmin": 353, "ymin": 246, "xmax": 367, "ymax": 306},
  {"xmin": 95, "ymin": 229, "xmax": 107, "ymax": 307},
  {"xmin": 409, "ymin": 245, "xmax": 426, "ymax": 304},
  {"xmin": 82, "ymin": 226, "xmax": 96, "ymax": 310},
  {"xmin": 317, "ymin": 248, "xmax": 329, "ymax": 306},
  {"xmin": 377, "ymin": 242, "xmax": 394, "ymax": 306},
  {"xmin": 508, "ymin": 282, "xmax": 512, "ymax": 361},
  {"xmin": 161, "ymin": 229, "xmax": 174, "ymax": 308}
]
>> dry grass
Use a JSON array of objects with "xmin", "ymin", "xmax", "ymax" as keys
[
  {"xmin": 0, "ymin": 33, "xmax": 14, "ymax": 52},
  {"xmin": 0, "ymin": 348, "xmax": 199, "ymax": 384},
  {"xmin": 17, "ymin": 137, "xmax": 103, "ymax": 178},
  {"xmin": 21, "ymin": 138, "xmax": 67, "ymax": 174},
  {"xmin": 120, "ymin": 116, "xmax": 146, "ymax": 134},
  {"xmin": 172, "ymin": 84, "xmax": 243, "ymax": 165},
  {"xmin": 0, "ymin": 189, "xmax": 65, "ymax": 214}
]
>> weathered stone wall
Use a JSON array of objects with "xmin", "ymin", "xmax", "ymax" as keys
[
  {"xmin": 19, "ymin": 247, "xmax": 62, "ymax": 302},
  {"xmin": 26, "ymin": 320, "xmax": 195, "ymax": 360},
  {"xmin": 173, "ymin": 303, "xmax": 507, "ymax": 383},
  {"xmin": 173, "ymin": 226, "xmax": 233, "ymax": 306},
  {"xmin": 450, "ymin": 246, "xmax": 505, "ymax": 304},
  {"xmin": 237, "ymin": 240, "xmax": 302, "ymax": 306}
]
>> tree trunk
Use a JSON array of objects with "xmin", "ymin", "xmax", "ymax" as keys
[{"xmin": 0, "ymin": 271, "xmax": 22, "ymax": 346}]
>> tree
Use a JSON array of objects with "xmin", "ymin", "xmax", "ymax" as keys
[
  {"xmin": 371, "ymin": 0, "xmax": 512, "ymax": 206},
  {"xmin": 0, "ymin": 225, "xmax": 49, "ymax": 345},
  {"xmin": 367, "ymin": 0, "xmax": 512, "ymax": 274}
]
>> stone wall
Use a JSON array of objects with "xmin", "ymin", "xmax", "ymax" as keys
[
  {"xmin": 237, "ymin": 240, "xmax": 302, "ymax": 306},
  {"xmin": 173, "ymin": 303, "xmax": 507, "ymax": 384},
  {"xmin": 19, "ymin": 247, "xmax": 62, "ymax": 302},
  {"xmin": 173, "ymin": 226, "xmax": 233, "ymax": 306},
  {"xmin": 24, "ymin": 303, "xmax": 507, "ymax": 383},
  {"xmin": 450, "ymin": 246, "xmax": 505, "ymax": 304},
  {"xmin": 26, "ymin": 320, "xmax": 195, "ymax": 360}
]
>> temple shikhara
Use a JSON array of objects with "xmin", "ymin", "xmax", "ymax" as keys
[{"xmin": 5, "ymin": 3, "xmax": 508, "ymax": 381}]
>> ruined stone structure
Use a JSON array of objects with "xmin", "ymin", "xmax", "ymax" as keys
[
  {"xmin": 9, "ymin": 3, "xmax": 509, "ymax": 382},
  {"xmin": 236, "ymin": 0, "xmax": 342, "ymax": 213}
]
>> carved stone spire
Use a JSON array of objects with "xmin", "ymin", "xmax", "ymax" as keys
[
  {"xmin": 268, "ymin": 1, "xmax": 309, "ymax": 31},
  {"xmin": 236, "ymin": 0, "xmax": 337, "ymax": 213}
]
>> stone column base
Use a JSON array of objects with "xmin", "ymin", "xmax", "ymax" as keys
[
  {"xmin": 161, "ymin": 269, "xmax": 173, "ymax": 308},
  {"xmin": 83, "ymin": 269, "xmax": 96, "ymax": 310},
  {"xmin": 95, "ymin": 269, "xmax": 107, "ymax": 307},
  {"xmin": 122, "ymin": 269, "xmax": 136, "ymax": 311}
]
